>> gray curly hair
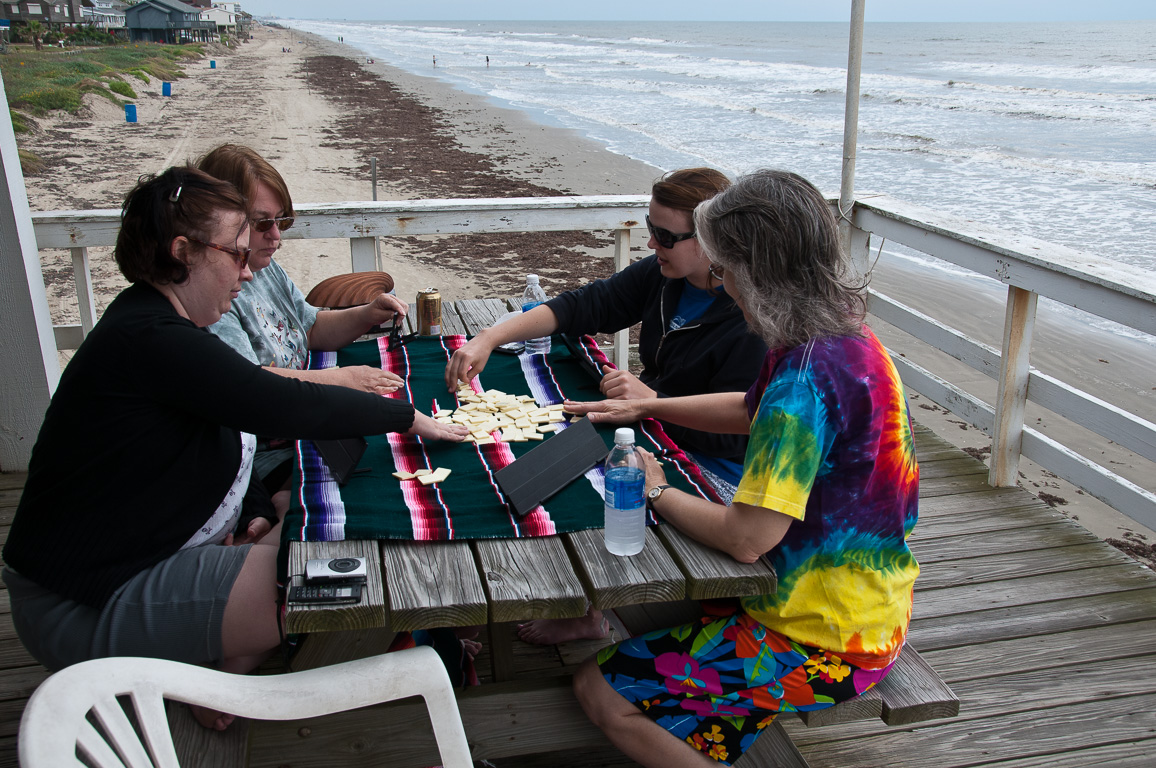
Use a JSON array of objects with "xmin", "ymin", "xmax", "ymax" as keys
[{"xmin": 693, "ymin": 169, "xmax": 866, "ymax": 349}]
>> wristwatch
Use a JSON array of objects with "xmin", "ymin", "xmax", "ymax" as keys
[{"xmin": 646, "ymin": 484, "xmax": 673, "ymax": 508}]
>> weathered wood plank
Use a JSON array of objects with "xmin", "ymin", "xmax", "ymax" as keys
[
  {"xmin": 916, "ymin": 542, "xmax": 1137, "ymax": 591},
  {"xmin": 455, "ymin": 298, "xmax": 510, "ymax": 335},
  {"xmin": 289, "ymin": 627, "xmax": 399, "ymax": 672},
  {"xmin": 915, "ymin": 456, "xmax": 988, "ymax": 480},
  {"xmin": 796, "ymin": 687, "xmax": 883, "ymax": 728},
  {"xmin": 918, "ymin": 471, "xmax": 1001, "ymax": 497},
  {"xmin": 920, "ymin": 618, "xmax": 1156, "ymax": 684},
  {"xmin": 875, "ymin": 646, "xmax": 959, "ymax": 725},
  {"xmin": 381, "ymin": 540, "xmax": 488, "ymax": 631},
  {"xmin": 909, "ymin": 502, "xmax": 1066, "ymax": 539},
  {"xmin": 0, "ymin": 666, "xmax": 49, "ymax": 703},
  {"xmin": 285, "ymin": 540, "xmax": 387, "ymax": 634},
  {"xmin": 910, "ymin": 521, "xmax": 1098, "ymax": 564},
  {"xmin": 917, "ymin": 486, "xmax": 1034, "ymax": 515},
  {"xmin": 474, "ymin": 536, "xmax": 589, "ymax": 623},
  {"xmin": 909, "ymin": 587, "xmax": 1156, "ymax": 651},
  {"xmin": 0, "ymin": 474, "xmax": 27, "ymax": 493},
  {"xmin": 437, "ymin": 300, "xmax": 469, "ymax": 336},
  {"xmin": 914, "ymin": 563, "xmax": 1156, "ymax": 621},
  {"xmin": 565, "ymin": 527, "xmax": 686, "ymax": 610},
  {"xmin": 655, "ymin": 524, "xmax": 777, "ymax": 600}
]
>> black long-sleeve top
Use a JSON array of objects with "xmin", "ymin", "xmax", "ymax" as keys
[
  {"xmin": 546, "ymin": 254, "xmax": 768, "ymax": 463},
  {"xmin": 4, "ymin": 283, "xmax": 414, "ymax": 608}
]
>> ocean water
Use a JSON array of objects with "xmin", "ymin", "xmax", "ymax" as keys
[{"xmin": 283, "ymin": 18, "xmax": 1155, "ymax": 340}]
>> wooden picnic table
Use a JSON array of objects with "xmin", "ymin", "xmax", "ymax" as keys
[{"xmin": 283, "ymin": 298, "xmax": 777, "ymax": 682}]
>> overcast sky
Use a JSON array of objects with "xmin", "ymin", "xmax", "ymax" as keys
[{"xmin": 245, "ymin": 1, "xmax": 1153, "ymax": 23}]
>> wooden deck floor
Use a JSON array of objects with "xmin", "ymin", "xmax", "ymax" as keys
[{"xmin": 3, "ymin": 426, "xmax": 1155, "ymax": 767}]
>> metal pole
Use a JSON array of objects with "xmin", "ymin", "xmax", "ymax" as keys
[
  {"xmin": 838, "ymin": 0, "xmax": 866, "ymax": 257},
  {"xmin": 370, "ymin": 157, "xmax": 378, "ymax": 201}
]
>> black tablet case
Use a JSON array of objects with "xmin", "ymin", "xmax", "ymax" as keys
[
  {"xmin": 495, "ymin": 417, "xmax": 608, "ymax": 517},
  {"xmin": 312, "ymin": 437, "xmax": 368, "ymax": 486}
]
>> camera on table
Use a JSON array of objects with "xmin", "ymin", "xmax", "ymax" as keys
[{"xmin": 305, "ymin": 556, "xmax": 368, "ymax": 582}]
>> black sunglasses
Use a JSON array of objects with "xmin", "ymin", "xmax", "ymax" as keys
[
  {"xmin": 645, "ymin": 214, "xmax": 696, "ymax": 250},
  {"xmin": 189, "ymin": 237, "xmax": 251, "ymax": 269},
  {"xmin": 251, "ymin": 216, "xmax": 295, "ymax": 233}
]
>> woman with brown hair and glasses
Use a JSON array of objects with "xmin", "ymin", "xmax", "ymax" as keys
[
  {"xmin": 446, "ymin": 168, "xmax": 768, "ymax": 645},
  {"xmin": 1, "ymin": 167, "xmax": 466, "ymax": 730},
  {"xmin": 197, "ymin": 144, "xmax": 408, "ymax": 515}
]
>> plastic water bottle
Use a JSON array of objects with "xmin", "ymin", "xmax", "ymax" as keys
[
  {"xmin": 603, "ymin": 428, "xmax": 646, "ymax": 556},
  {"xmin": 521, "ymin": 274, "xmax": 551, "ymax": 355}
]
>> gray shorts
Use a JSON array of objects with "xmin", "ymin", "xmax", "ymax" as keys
[{"xmin": 2, "ymin": 543, "xmax": 252, "ymax": 672}]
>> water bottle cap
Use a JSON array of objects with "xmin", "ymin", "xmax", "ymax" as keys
[
  {"xmin": 526, "ymin": 274, "xmax": 540, "ymax": 283},
  {"xmin": 613, "ymin": 428, "xmax": 635, "ymax": 445}
]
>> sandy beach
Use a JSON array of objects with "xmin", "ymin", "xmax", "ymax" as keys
[{"xmin": 16, "ymin": 24, "xmax": 1154, "ymax": 563}]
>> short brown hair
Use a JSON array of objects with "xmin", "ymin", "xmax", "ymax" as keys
[
  {"xmin": 651, "ymin": 167, "xmax": 731, "ymax": 212},
  {"xmin": 114, "ymin": 166, "xmax": 247, "ymax": 285},
  {"xmin": 196, "ymin": 144, "xmax": 294, "ymax": 218}
]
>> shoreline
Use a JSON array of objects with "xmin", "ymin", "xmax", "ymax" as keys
[{"xmin": 16, "ymin": 24, "xmax": 1155, "ymax": 561}]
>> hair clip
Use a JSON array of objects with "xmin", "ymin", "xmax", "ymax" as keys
[{"xmin": 168, "ymin": 185, "xmax": 183, "ymax": 203}]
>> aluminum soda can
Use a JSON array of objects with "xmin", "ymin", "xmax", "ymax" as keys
[{"xmin": 417, "ymin": 288, "xmax": 442, "ymax": 335}]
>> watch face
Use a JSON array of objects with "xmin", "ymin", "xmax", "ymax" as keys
[{"xmin": 647, "ymin": 486, "xmax": 663, "ymax": 499}]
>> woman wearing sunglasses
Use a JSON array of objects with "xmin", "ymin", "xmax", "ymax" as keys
[
  {"xmin": 565, "ymin": 170, "xmax": 920, "ymax": 767},
  {"xmin": 197, "ymin": 145, "xmax": 408, "ymax": 517},
  {"xmin": 2, "ymin": 167, "xmax": 467, "ymax": 730},
  {"xmin": 447, "ymin": 167, "xmax": 768, "ymax": 645}
]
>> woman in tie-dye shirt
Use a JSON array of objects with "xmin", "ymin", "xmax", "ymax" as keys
[{"xmin": 566, "ymin": 169, "xmax": 919, "ymax": 766}]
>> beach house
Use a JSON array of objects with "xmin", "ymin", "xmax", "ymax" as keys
[{"xmin": 123, "ymin": 0, "xmax": 214, "ymax": 44}]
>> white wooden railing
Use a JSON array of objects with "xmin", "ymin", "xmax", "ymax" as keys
[{"xmin": 31, "ymin": 195, "xmax": 1156, "ymax": 529}]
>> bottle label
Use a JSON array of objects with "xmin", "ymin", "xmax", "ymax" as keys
[
  {"xmin": 522, "ymin": 301, "xmax": 541, "ymax": 313},
  {"xmin": 605, "ymin": 466, "xmax": 645, "ymax": 509}
]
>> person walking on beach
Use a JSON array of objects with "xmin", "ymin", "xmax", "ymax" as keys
[
  {"xmin": 433, "ymin": 55, "xmax": 437, "ymax": 67},
  {"xmin": 567, "ymin": 169, "xmax": 920, "ymax": 766}
]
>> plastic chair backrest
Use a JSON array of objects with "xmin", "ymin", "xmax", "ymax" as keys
[{"xmin": 18, "ymin": 646, "xmax": 472, "ymax": 768}]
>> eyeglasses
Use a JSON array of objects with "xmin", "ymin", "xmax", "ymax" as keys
[
  {"xmin": 251, "ymin": 216, "xmax": 295, "ymax": 233},
  {"xmin": 708, "ymin": 262, "xmax": 725, "ymax": 281},
  {"xmin": 188, "ymin": 237, "xmax": 251, "ymax": 269},
  {"xmin": 645, "ymin": 214, "xmax": 696, "ymax": 250}
]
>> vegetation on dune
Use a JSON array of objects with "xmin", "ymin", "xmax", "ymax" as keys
[
  {"xmin": 1, "ymin": 44, "xmax": 202, "ymax": 120},
  {"xmin": 1, "ymin": 43, "xmax": 204, "ymax": 172}
]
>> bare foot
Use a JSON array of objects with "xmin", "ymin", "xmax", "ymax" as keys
[
  {"xmin": 189, "ymin": 704, "xmax": 236, "ymax": 731},
  {"xmin": 517, "ymin": 610, "xmax": 610, "ymax": 645},
  {"xmin": 461, "ymin": 638, "xmax": 483, "ymax": 658}
]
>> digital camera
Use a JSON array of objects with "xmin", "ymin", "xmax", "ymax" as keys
[{"xmin": 305, "ymin": 556, "xmax": 368, "ymax": 582}]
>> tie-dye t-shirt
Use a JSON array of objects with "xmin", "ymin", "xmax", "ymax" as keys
[{"xmin": 735, "ymin": 328, "xmax": 919, "ymax": 669}]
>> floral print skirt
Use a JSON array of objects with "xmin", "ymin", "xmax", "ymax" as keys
[{"xmin": 596, "ymin": 600, "xmax": 895, "ymax": 765}]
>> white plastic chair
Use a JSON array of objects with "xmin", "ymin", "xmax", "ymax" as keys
[{"xmin": 18, "ymin": 646, "xmax": 473, "ymax": 768}]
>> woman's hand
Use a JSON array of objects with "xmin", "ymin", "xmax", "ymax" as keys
[
  {"xmin": 637, "ymin": 449, "xmax": 668, "ymax": 490},
  {"xmin": 363, "ymin": 293, "xmax": 408, "ymax": 328},
  {"xmin": 407, "ymin": 412, "xmax": 469, "ymax": 442},
  {"xmin": 599, "ymin": 366, "xmax": 657, "ymax": 400},
  {"xmin": 326, "ymin": 365, "xmax": 404, "ymax": 395},
  {"xmin": 445, "ymin": 336, "xmax": 495, "ymax": 390},
  {"xmin": 225, "ymin": 517, "xmax": 273, "ymax": 546},
  {"xmin": 562, "ymin": 398, "xmax": 645, "ymax": 425}
]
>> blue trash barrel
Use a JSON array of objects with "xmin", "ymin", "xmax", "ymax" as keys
[
  {"xmin": 210, "ymin": 60, "xmax": 216, "ymax": 69},
  {"xmin": 162, "ymin": 82, "xmax": 171, "ymax": 96},
  {"xmin": 124, "ymin": 104, "xmax": 137, "ymax": 123}
]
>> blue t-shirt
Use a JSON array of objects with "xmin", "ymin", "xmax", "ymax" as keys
[{"xmin": 669, "ymin": 282, "xmax": 715, "ymax": 331}]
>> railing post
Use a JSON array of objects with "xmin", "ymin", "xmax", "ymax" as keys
[
  {"xmin": 350, "ymin": 236, "xmax": 378, "ymax": 273},
  {"xmin": 613, "ymin": 226, "xmax": 631, "ymax": 368},
  {"xmin": 71, "ymin": 247, "xmax": 97, "ymax": 336},
  {"xmin": 990, "ymin": 285, "xmax": 1038, "ymax": 487}
]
